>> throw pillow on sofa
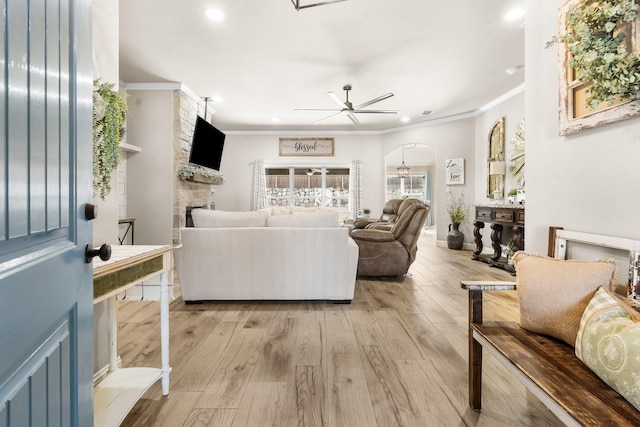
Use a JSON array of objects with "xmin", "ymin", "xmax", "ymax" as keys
[
  {"xmin": 513, "ymin": 251, "xmax": 616, "ymax": 347},
  {"xmin": 575, "ymin": 286, "xmax": 640, "ymax": 411},
  {"xmin": 191, "ymin": 209, "xmax": 268, "ymax": 227}
]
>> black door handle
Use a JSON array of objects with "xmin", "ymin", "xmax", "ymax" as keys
[{"xmin": 85, "ymin": 243, "xmax": 111, "ymax": 263}]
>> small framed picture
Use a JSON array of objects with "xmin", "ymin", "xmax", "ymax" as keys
[
  {"xmin": 279, "ymin": 137, "xmax": 334, "ymax": 156},
  {"xmin": 446, "ymin": 158, "xmax": 465, "ymax": 185}
]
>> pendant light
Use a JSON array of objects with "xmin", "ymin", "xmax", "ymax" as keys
[{"xmin": 397, "ymin": 145, "xmax": 410, "ymax": 178}]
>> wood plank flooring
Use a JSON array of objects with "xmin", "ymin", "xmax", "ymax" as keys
[{"xmin": 118, "ymin": 231, "xmax": 563, "ymax": 426}]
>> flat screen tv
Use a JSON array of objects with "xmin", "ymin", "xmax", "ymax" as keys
[{"xmin": 189, "ymin": 116, "xmax": 225, "ymax": 171}]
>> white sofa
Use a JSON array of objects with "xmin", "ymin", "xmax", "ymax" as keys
[{"xmin": 175, "ymin": 209, "xmax": 359, "ymax": 302}]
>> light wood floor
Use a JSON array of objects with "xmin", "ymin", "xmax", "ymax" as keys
[{"xmin": 118, "ymin": 231, "xmax": 562, "ymax": 427}]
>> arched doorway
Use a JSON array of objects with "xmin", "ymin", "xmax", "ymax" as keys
[{"xmin": 385, "ymin": 143, "xmax": 436, "ymax": 227}]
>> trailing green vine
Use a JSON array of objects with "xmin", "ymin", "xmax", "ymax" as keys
[
  {"xmin": 560, "ymin": 0, "xmax": 640, "ymax": 109},
  {"xmin": 93, "ymin": 80, "xmax": 127, "ymax": 200}
]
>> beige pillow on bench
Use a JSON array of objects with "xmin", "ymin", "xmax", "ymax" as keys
[{"xmin": 513, "ymin": 252, "xmax": 616, "ymax": 347}]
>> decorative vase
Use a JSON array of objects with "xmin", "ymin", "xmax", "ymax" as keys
[{"xmin": 447, "ymin": 223, "xmax": 464, "ymax": 250}]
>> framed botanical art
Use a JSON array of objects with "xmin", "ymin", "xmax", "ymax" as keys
[{"xmin": 558, "ymin": 0, "xmax": 640, "ymax": 135}]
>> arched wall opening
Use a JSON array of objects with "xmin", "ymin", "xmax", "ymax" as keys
[{"xmin": 384, "ymin": 143, "xmax": 437, "ymax": 229}]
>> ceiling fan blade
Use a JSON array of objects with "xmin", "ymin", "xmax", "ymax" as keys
[
  {"xmin": 352, "ymin": 110, "xmax": 398, "ymax": 114},
  {"xmin": 328, "ymin": 92, "xmax": 348, "ymax": 109},
  {"xmin": 346, "ymin": 112, "xmax": 360, "ymax": 125},
  {"xmin": 294, "ymin": 108, "xmax": 341, "ymax": 111},
  {"xmin": 313, "ymin": 111, "xmax": 343, "ymax": 124},
  {"xmin": 355, "ymin": 93, "xmax": 394, "ymax": 110}
]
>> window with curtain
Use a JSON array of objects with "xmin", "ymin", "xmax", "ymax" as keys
[{"xmin": 265, "ymin": 166, "xmax": 350, "ymax": 210}]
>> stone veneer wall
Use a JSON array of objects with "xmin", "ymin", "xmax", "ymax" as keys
[{"xmin": 171, "ymin": 89, "xmax": 216, "ymax": 244}]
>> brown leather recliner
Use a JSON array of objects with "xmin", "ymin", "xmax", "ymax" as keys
[
  {"xmin": 352, "ymin": 199, "xmax": 403, "ymax": 230},
  {"xmin": 350, "ymin": 198, "xmax": 429, "ymax": 277}
]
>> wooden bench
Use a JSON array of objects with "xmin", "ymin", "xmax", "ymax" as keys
[{"xmin": 461, "ymin": 228, "xmax": 640, "ymax": 426}]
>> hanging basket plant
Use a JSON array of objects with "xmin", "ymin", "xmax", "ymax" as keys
[
  {"xmin": 93, "ymin": 79, "xmax": 128, "ymax": 200},
  {"xmin": 561, "ymin": 0, "xmax": 640, "ymax": 109}
]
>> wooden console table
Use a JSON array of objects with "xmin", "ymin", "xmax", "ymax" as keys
[
  {"xmin": 93, "ymin": 245, "xmax": 173, "ymax": 427},
  {"xmin": 471, "ymin": 205, "xmax": 524, "ymax": 274}
]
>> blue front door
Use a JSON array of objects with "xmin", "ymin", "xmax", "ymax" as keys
[{"xmin": 0, "ymin": 0, "xmax": 94, "ymax": 425}]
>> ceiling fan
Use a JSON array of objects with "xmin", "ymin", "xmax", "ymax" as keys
[
  {"xmin": 295, "ymin": 84, "xmax": 397, "ymax": 125},
  {"xmin": 305, "ymin": 168, "xmax": 330, "ymax": 176}
]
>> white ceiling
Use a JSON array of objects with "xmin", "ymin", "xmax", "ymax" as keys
[{"xmin": 119, "ymin": 0, "xmax": 525, "ymax": 132}]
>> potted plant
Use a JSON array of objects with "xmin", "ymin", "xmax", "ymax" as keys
[
  {"xmin": 507, "ymin": 188, "xmax": 518, "ymax": 204},
  {"xmin": 446, "ymin": 192, "xmax": 470, "ymax": 250}
]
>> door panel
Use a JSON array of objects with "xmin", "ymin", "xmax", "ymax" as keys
[{"xmin": 0, "ymin": 0, "xmax": 93, "ymax": 425}]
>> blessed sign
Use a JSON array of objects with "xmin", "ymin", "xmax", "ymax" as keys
[{"xmin": 279, "ymin": 137, "xmax": 334, "ymax": 156}]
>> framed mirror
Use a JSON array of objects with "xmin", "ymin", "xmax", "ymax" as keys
[{"xmin": 487, "ymin": 118, "xmax": 505, "ymax": 198}]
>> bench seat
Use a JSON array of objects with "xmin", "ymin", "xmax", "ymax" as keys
[{"xmin": 463, "ymin": 281, "xmax": 640, "ymax": 427}]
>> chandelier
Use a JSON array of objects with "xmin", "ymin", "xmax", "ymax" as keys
[
  {"xmin": 291, "ymin": 0, "xmax": 348, "ymax": 11},
  {"xmin": 397, "ymin": 145, "xmax": 410, "ymax": 178}
]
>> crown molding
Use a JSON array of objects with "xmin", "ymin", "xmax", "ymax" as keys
[{"xmin": 121, "ymin": 82, "xmax": 525, "ymax": 136}]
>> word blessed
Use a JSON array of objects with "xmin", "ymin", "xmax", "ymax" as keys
[
  {"xmin": 279, "ymin": 137, "xmax": 334, "ymax": 156},
  {"xmin": 294, "ymin": 141, "xmax": 325, "ymax": 153}
]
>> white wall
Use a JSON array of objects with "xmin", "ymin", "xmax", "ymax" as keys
[
  {"xmin": 216, "ymin": 133, "xmax": 385, "ymax": 212},
  {"xmin": 91, "ymin": 0, "xmax": 119, "ymax": 375},
  {"xmin": 525, "ymin": 1, "xmax": 640, "ymax": 253},
  {"xmin": 475, "ymin": 91, "xmax": 525, "ymax": 204},
  {"xmin": 381, "ymin": 118, "xmax": 476, "ymax": 244},
  {"xmin": 92, "ymin": 0, "xmax": 119, "ymax": 246},
  {"xmin": 126, "ymin": 90, "xmax": 175, "ymax": 245},
  {"xmin": 474, "ymin": 90, "xmax": 525, "ymax": 251},
  {"xmin": 217, "ymin": 109, "xmax": 531, "ymax": 248}
]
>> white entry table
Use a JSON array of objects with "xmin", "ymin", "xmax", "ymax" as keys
[{"xmin": 92, "ymin": 245, "xmax": 173, "ymax": 427}]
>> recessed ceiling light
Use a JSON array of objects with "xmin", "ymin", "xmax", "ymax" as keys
[
  {"xmin": 504, "ymin": 8, "xmax": 524, "ymax": 21},
  {"xmin": 271, "ymin": 117, "xmax": 279, "ymax": 123},
  {"xmin": 206, "ymin": 9, "xmax": 225, "ymax": 21},
  {"xmin": 212, "ymin": 95, "xmax": 223, "ymax": 103},
  {"xmin": 401, "ymin": 117, "xmax": 410, "ymax": 123}
]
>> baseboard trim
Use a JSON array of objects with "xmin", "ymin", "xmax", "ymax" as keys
[{"xmin": 435, "ymin": 240, "xmax": 476, "ymax": 251}]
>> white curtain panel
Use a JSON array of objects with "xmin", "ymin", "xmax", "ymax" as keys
[
  {"xmin": 349, "ymin": 160, "xmax": 363, "ymax": 218},
  {"xmin": 251, "ymin": 159, "xmax": 267, "ymax": 211}
]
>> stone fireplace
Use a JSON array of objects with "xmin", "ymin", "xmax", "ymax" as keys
[{"xmin": 171, "ymin": 90, "xmax": 220, "ymax": 244}]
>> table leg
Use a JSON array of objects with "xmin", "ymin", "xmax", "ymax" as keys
[
  {"xmin": 160, "ymin": 256, "xmax": 171, "ymax": 395},
  {"xmin": 490, "ymin": 223, "xmax": 503, "ymax": 262}
]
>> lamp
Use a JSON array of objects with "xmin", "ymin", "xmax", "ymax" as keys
[
  {"xmin": 291, "ymin": 0, "xmax": 348, "ymax": 10},
  {"xmin": 397, "ymin": 146, "xmax": 410, "ymax": 178},
  {"xmin": 489, "ymin": 161, "xmax": 506, "ymax": 201}
]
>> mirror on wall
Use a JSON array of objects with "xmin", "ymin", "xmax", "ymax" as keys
[{"xmin": 487, "ymin": 118, "xmax": 505, "ymax": 199}]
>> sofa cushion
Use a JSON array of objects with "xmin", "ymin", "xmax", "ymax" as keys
[
  {"xmin": 575, "ymin": 286, "xmax": 640, "ymax": 411},
  {"xmin": 259, "ymin": 206, "xmax": 291, "ymax": 215},
  {"xmin": 266, "ymin": 210, "xmax": 338, "ymax": 227},
  {"xmin": 513, "ymin": 251, "xmax": 617, "ymax": 347},
  {"xmin": 191, "ymin": 209, "xmax": 268, "ymax": 228}
]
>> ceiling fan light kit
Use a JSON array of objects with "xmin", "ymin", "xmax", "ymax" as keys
[
  {"xmin": 291, "ymin": 0, "xmax": 348, "ymax": 11},
  {"xmin": 296, "ymin": 84, "xmax": 397, "ymax": 125}
]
